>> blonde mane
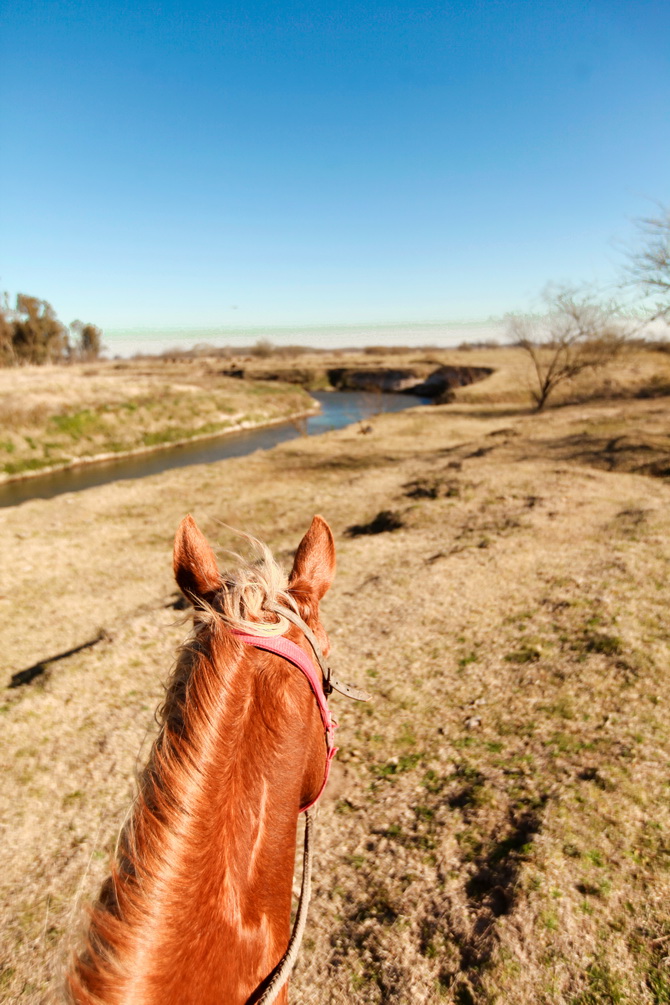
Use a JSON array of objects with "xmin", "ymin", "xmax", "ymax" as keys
[{"xmin": 195, "ymin": 532, "xmax": 300, "ymax": 637}]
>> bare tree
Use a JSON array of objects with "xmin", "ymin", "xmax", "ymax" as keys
[
  {"xmin": 507, "ymin": 287, "xmax": 627, "ymax": 411},
  {"xmin": 626, "ymin": 205, "xmax": 670, "ymax": 320}
]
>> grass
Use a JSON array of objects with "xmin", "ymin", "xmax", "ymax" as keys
[
  {"xmin": 49, "ymin": 409, "xmax": 105, "ymax": 439},
  {"xmin": 1, "ymin": 363, "xmax": 670, "ymax": 1002},
  {"xmin": 3, "ymin": 455, "xmax": 70, "ymax": 476}
]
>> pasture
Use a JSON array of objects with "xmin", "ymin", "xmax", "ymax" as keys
[{"xmin": 1, "ymin": 349, "xmax": 670, "ymax": 1002}]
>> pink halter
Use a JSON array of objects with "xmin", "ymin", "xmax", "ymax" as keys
[{"xmin": 231, "ymin": 631, "xmax": 338, "ymax": 812}]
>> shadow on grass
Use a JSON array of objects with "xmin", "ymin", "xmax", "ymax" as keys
[
  {"xmin": 345, "ymin": 510, "xmax": 405, "ymax": 536},
  {"xmin": 8, "ymin": 632, "xmax": 107, "ymax": 688},
  {"xmin": 517, "ymin": 432, "xmax": 670, "ymax": 478}
]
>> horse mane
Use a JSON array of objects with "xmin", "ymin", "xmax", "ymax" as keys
[
  {"xmin": 67, "ymin": 533, "xmax": 304, "ymax": 1003},
  {"xmin": 197, "ymin": 532, "xmax": 300, "ymax": 637}
]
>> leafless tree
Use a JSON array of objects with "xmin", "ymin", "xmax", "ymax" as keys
[
  {"xmin": 507, "ymin": 287, "xmax": 627, "ymax": 411},
  {"xmin": 626, "ymin": 205, "xmax": 670, "ymax": 321}
]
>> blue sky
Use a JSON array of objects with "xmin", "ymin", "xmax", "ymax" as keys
[{"xmin": 1, "ymin": 0, "xmax": 669, "ymax": 334}]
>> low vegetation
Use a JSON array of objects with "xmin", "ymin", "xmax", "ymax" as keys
[{"xmin": 1, "ymin": 364, "xmax": 669, "ymax": 1002}]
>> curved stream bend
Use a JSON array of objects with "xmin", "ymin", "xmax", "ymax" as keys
[{"xmin": 0, "ymin": 390, "xmax": 430, "ymax": 509}]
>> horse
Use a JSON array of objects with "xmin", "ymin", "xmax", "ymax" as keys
[{"xmin": 66, "ymin": 513, "xmax": 353, "ymax": 1004}]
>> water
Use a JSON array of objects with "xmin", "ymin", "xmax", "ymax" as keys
[{"xmin": 0, "ymin": 390, "xmax": 429, "ymax": 509}]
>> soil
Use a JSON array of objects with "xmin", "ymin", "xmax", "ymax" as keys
[{"xmin": 1, "ymin": 357, "xmax": 670, "ymax": 1003}]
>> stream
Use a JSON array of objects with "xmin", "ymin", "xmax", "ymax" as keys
[{"xmin": 0, "ymin": 390, "xmax": 430, "ymax": 509}]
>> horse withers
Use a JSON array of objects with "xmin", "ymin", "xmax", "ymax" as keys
[{"xmin": 67, "ymin": 514, "xmax": 338, "ymax": 1004}]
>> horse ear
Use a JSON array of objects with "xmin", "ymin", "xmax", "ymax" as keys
[
  {"xmin": 289, "ymin": 515, "xmax": 336, "ymax": 603},
  {"xmin": 173, "ymin": 515, "xmax": 220, "ymax": 601}
]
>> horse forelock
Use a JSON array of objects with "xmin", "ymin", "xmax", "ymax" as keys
[{"xmin": 191, "ymin": 533, "xmax": 299, "ymax": 638}]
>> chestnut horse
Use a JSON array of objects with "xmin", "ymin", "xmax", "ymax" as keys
[{"xmin": 67, "ymin": 514, "xmax": 341, "ymax": 1004}]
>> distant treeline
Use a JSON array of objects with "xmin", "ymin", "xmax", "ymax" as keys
[
  {"xmin": 154, "ymin": 340, "xmax": 492, "ymax": 362},
  {"xmin": 0, "ymin": 294, "xmax": 103, "ymax": 366}
]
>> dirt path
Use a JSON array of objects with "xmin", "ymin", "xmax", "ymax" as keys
[{"xmin": 1, "ymin": 395, "xmax": 669, "ymax": 1003}]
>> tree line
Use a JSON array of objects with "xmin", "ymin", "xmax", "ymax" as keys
[{"xmin": 0, "ymin": 294, "xmax": 103, "ymax": 366}]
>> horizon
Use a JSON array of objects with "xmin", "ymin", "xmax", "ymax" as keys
[{"xmin": 103, "ymin": 317, "xmax": 508, "ymax": 357}]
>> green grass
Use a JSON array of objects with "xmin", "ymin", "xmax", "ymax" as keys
[
  {"xmin": 50, "ymin": 409, "xmax": 105, "ymax": 439},
  {"xmin": 583, "ymin": 632, "xmax": 624, "ymax": 656},
  {"xmin": 373, "ymin": 752, "xmax": 423, "ymax": 778},
  {"xmin": 572, "ymin": 962, "xmax": 628, "ymax": 1004},
  {"xmin": 505, "ymin": 644, "xmax": 542, "ymax": 663},
  {"xmin": 3, "ymin": 456, "xmax": 68, "ymax": 475},
  {"xmin": 141, "ymin": 421, "xmax": 228, "ymax": 447}
]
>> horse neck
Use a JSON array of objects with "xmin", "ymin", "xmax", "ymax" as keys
[{"xmin": 68, "ymin": 623, "xmax": 325, "ymax": 1005}]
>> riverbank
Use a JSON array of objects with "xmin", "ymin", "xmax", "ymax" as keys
[
  {"xmin": 0, "ymin": 358, "xmax": 315, "ymax": 482},
  {"xmin": 1, "ymin": 387, "xmax": 670, "ymax": 1002},
  {"xmin": 0, "ymin": 406, "xmax": 320, "ymax": 487},
  {"xmin": 190, "ymin": 342, "xmax": 670, "ymax": 404},
  {"xmin": 0, "ymin": 390, "xmax": 427, "ymax": 507}
]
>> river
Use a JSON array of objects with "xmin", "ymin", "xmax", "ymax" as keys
[{"xmin": 0, "ymin": 390, "xmax": 429, "ymax": 509}]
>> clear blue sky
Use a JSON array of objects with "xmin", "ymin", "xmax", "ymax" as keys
[{"xmin": 1, "ymin": 0, "xmax": 669, "ymax": 332}]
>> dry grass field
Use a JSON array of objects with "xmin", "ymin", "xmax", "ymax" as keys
[{"xmin": 1, "ymin": 346, "xmax": 670, "ymax": 1003}]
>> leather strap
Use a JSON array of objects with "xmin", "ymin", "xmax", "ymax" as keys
[{"xmin": 269, "ymin": 604, "xmax": 372, "ymax": 703}]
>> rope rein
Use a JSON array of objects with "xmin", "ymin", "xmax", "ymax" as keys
[{"xmin": 255, "ymin": 808, "xmax": 315, "ymax": 1005}]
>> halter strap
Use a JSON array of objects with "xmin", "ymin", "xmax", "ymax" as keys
[
  {"xmin": 230, "ymin": 629, "xmax": 337, "ymax": 812},
  {"xmin": 233, "ymin": 604, "xmax": 372, "ymax": 1004},
  {"xmin": 271, "ymin": 604, "xmax": 372, "ymax": 703}
]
